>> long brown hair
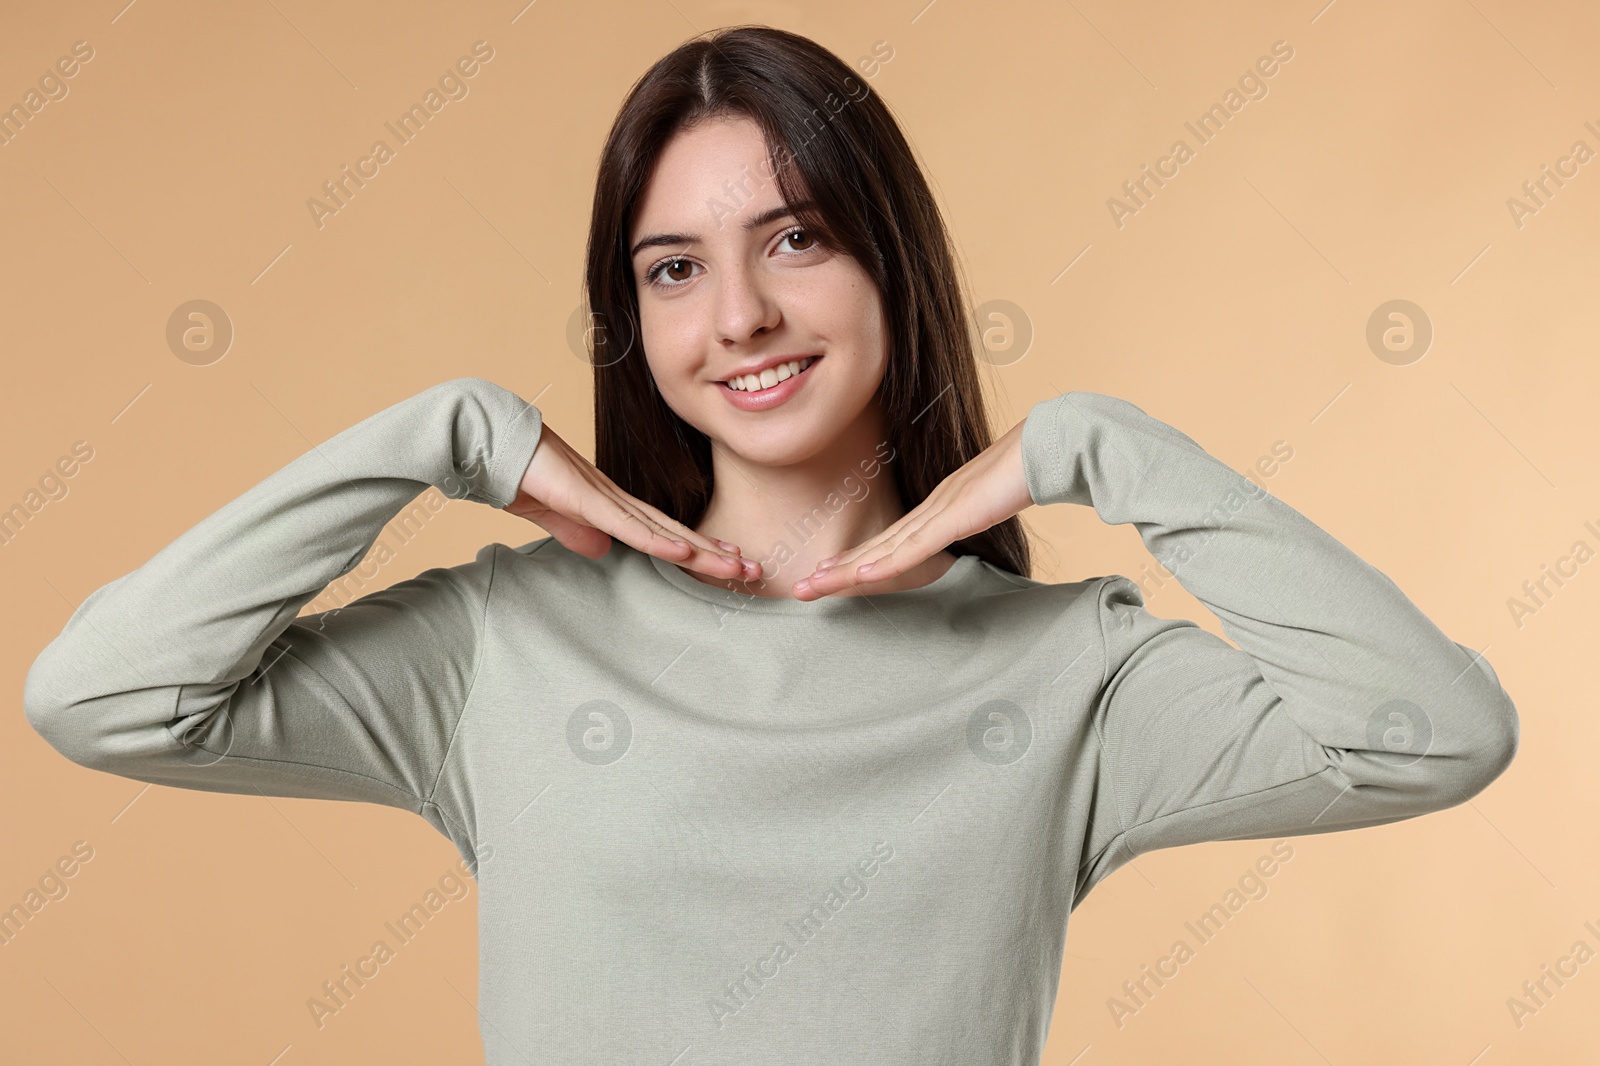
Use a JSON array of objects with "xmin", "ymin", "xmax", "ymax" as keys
[{"xmin": 583, "ymin": 24, "xmax": 1031, "ymax": 578}]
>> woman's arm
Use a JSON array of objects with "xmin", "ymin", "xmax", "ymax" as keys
[
  {"xmin": 1020, "ymin": 391, "xmax": 1519, "ymax": 904},
  {"xmin": 22, "ymin": 377, "xmax": 544, "ymax": 832}
]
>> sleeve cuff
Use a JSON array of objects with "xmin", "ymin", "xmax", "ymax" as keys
[
  {"xmin": 482, "ymin": 390, "xmax": 544, "ymax": 510},
  {"xmin": 1019, "ymin": 392, "xmax": 1083, "ymax": 508}
]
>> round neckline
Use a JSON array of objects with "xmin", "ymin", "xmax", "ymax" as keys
[{"xmin": 644, "ymin": 545, "xmax": 983, "ymax": 614}]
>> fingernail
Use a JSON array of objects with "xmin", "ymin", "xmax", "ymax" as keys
[{"xmin": 857, "ymin": 562, "xmax": 876, "ymax": 575}]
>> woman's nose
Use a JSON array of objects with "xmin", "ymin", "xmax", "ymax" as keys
[{"xmin": 713, "ymin": 262, "xmax": 781, "ymax": 344}]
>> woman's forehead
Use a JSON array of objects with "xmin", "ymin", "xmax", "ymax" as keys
[{"xmin": 630, "ymin": 118, "xmax": 800, "ymax": 248}]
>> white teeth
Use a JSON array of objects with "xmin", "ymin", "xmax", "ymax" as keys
[{"xmin": 727, "ymin": 357, "xmax": 815, "ymax": 392}]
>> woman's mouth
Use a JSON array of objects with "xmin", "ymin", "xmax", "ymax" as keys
[
  {"xmin": 717, "ymin": 355, "xmax": 820, "ymax": 411},
  {"xmin": 721, "ymin": 356, "xmax": 818, "ymax": 393}
]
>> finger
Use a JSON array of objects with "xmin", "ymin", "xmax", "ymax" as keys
[
  {"xmin": 510, "ymin": 426, "xmax": 757, "ymax": 579},
  {"xmin": 808, "ymin": 513, "xmax": 908, "ymax": 573},
  {"xmin": 808, "ymin": 500, "xmax": 929, "ymax": 579},
  {"xmin": 604, "ymin": 492, "xmax": 762, "ymax": 581},
  {"xmin": 573, "ymin": 460, "xmax": 757, "ymax": 572},
  {"xmin": 797, "ymin": 519, "xmax": 942, "ymax": 600},
  {"xmin": 853, "ymin": 523, "xmax": 938, "ymax": 580},
  {"xmin": 812, "ymin": 482, "xmax": 950, "ymax": 570},
  {"xmin": 625, "ymin": 494, "xmax": 755, "ymax": 569},
  {"xmin": 586, "ymin": 492, "xmax": 758, "ymax": 581},
  {"xmin": 792, "ymin": 567, "xmax": 863, "ymax": 601},
  {"xmin": 797, "ymin": 532, "xmax": 901, "ymax": 597}
]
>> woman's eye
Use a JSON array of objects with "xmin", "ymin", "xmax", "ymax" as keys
[
  {"xmin": 779, "ymin": 228, "xmax": 815, "ymax": 253},
  {"xmin": 647, "ymin": 257, "xmax": 700, "ymax": 287},
  {"xmin": 644, "ymin": 229, "xmax": 817, "ymax": 289}
]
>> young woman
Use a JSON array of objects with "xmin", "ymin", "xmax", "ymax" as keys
[{"xmin": 25, "ymin": 25, "xmax": 1517, "ymax": 1066}]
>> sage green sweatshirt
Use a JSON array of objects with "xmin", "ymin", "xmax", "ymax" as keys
[{"xmin": 23, "ymin": 376, "xmax": 1518, "ymax": 1065}]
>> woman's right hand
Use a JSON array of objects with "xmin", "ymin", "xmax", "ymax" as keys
[{"xmin": 502, "ymin": 420, "xmax": 761, "ymax": 582}]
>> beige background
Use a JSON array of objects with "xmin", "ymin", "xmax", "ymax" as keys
[{"xmin": 3, "ymin": 0, "xmax": 1595, "ymax": 1062}]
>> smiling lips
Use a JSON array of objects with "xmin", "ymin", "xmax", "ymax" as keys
[
  {"xmin": 722, "ymin": 356, "xmax": 817, "ymax": 392},
  {"xmin": 718, "ymin": 355, "xmax": 819, "ymax": 411}
]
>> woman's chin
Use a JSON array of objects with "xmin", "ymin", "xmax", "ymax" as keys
[{"xmin": 706, "ymin": 425, "xmax": 831, "ymax": 470}]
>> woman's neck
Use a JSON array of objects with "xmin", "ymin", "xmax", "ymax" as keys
[{"xmin": 686, "ymin": 419, "xmax": 957, "ymax": 598}]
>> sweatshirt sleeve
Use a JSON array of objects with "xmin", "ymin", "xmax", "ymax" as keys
[
  {"xmin": 22, "ymin": 377, "xmax": 544, "ymax": 830},
  {"xmin": 1018, "ymin": 391, "xmax": 1520, "ymax": 904}
]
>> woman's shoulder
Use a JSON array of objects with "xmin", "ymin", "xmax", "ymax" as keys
[
  {"xmin": 968, "ymin": 555, "xmax": 1109, "ymax": 598},
  {"xmin": 492, "ymin": 535, "xmax": 670, "ymax": 595},
  {"xmin": 500, "ymin": 534, "xmax": 619, "ymax": 578},
  {"xmin": 955, "ymin": 555, "xmax": 1119, "ymax": 629}
]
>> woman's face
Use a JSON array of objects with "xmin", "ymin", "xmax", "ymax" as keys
[{"xmin": 628, "ymin": 115, "xmax": 889, "ymax": 468}]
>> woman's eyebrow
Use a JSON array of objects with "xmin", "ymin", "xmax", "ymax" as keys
[{"xmin": 629, "ymin": 200, "xmax": 814, "ymax": 258}]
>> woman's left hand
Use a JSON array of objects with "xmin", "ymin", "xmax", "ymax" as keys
[{"xmin": 793, "ymin": 416, "xmax": 1035, "ymax": 600}]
